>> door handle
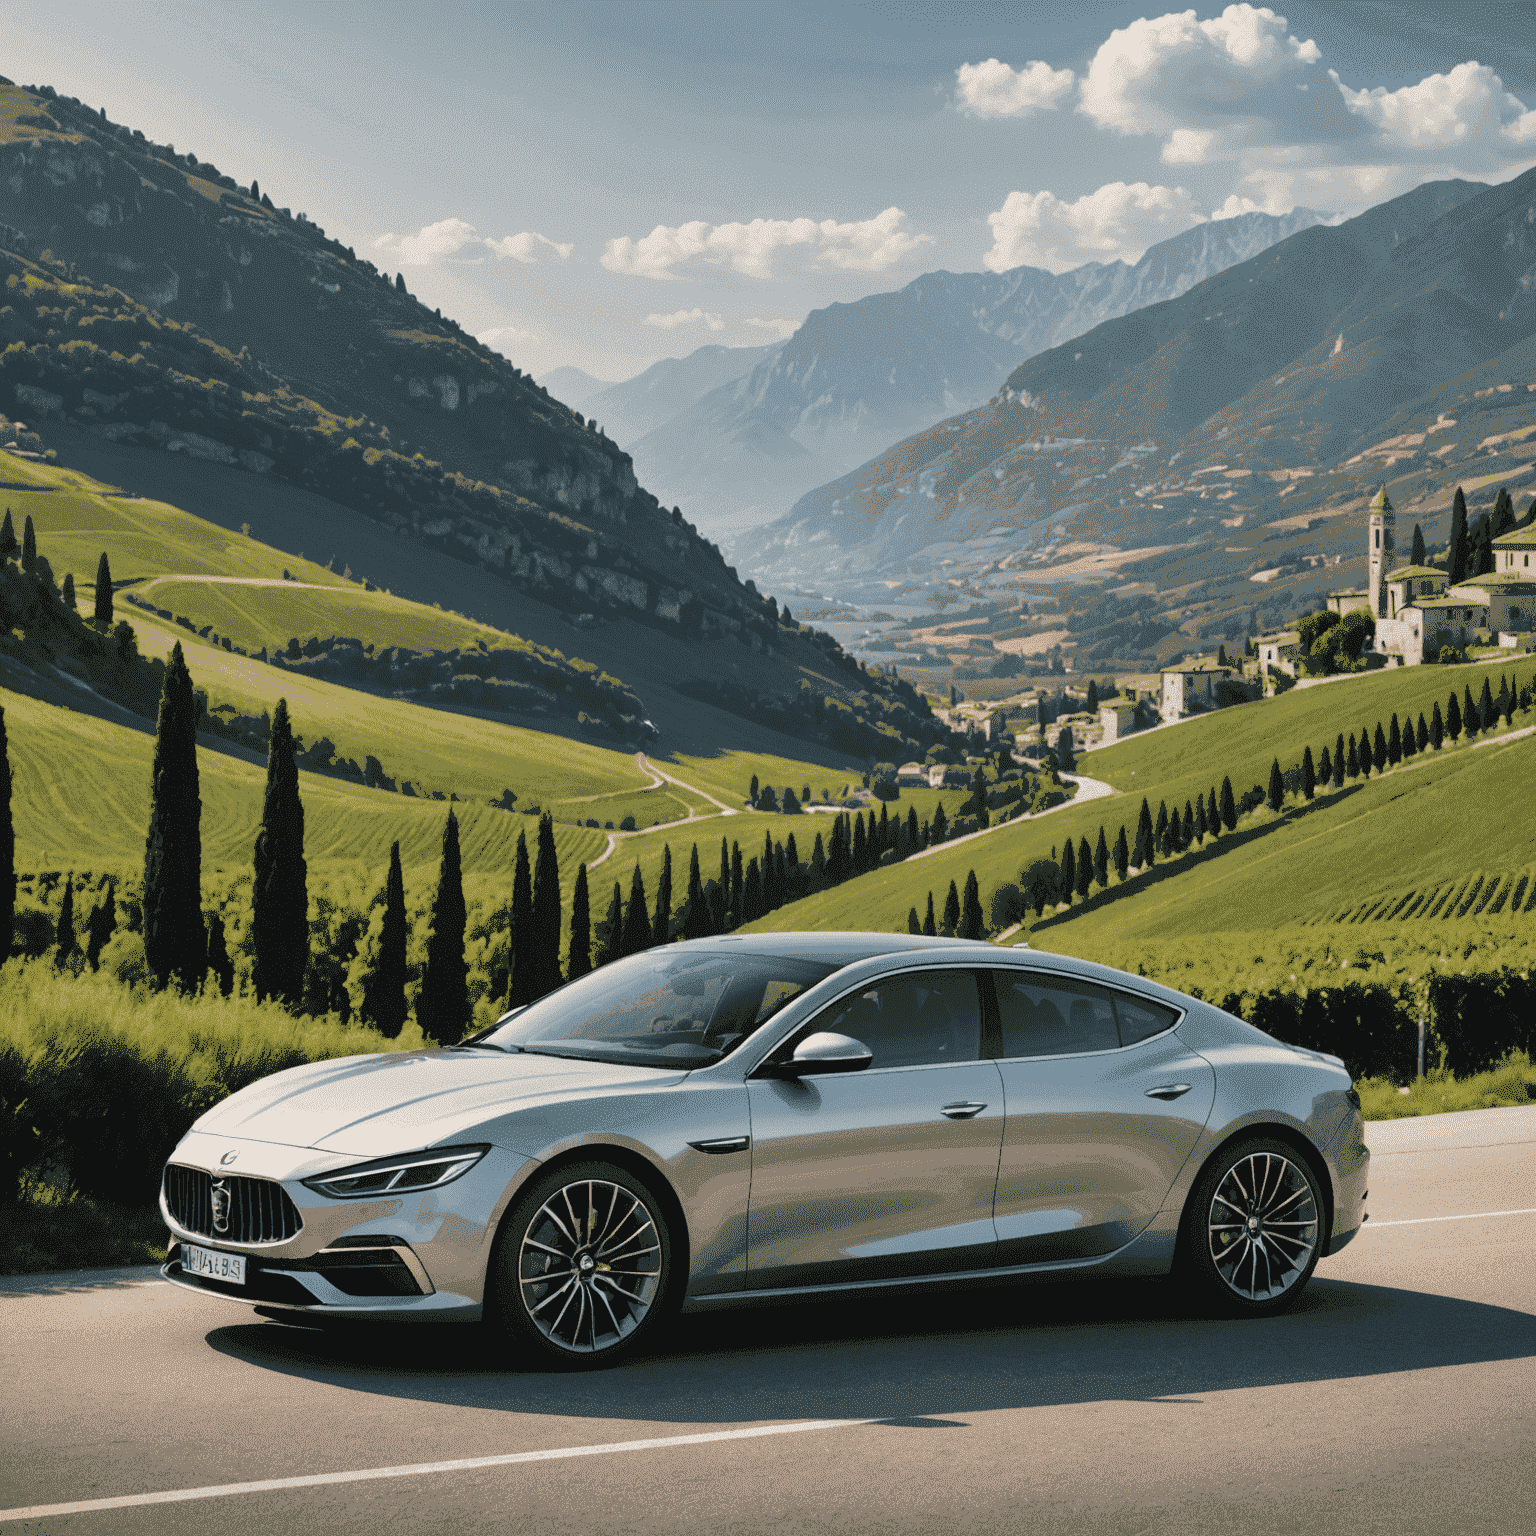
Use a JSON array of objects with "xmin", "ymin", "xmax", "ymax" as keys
[
  {"xmin": 940, "ymin": 1102, "xmax": 988, "ymax": 1119},
  {"xmin": 1145, "ymin": 1084, "xmax": 1191, "ymax": 1101}
]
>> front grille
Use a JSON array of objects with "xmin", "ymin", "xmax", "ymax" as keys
[{"xmin": 164, "ymin": 1165, "xmax": 303, "ymax": 1244}]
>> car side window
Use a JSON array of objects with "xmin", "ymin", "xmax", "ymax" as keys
[
  {"xmin": 813, "ymin": 970, "xmax": 982, "ymax": 1069},
  {"xmin": 992, "ymin": 971, "xmax": 1119, "ymax": 1058},
  {"xmin": 1113, "ymin": 991, "xmax": 1179, "ymax": 1046}
]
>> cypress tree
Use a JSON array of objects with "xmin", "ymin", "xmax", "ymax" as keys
[
  {"xmin": 762, "ymin": 830, "xmax": 779, "ymax": 904},
  {"xmin": 852, "ymin": 814, "xmax": 867, "ymax": 872},
  {"xmin": 718, "ymin": 837, "xmax": 730, "ymax": 905},
  {"xmin": 1318, "ymin": 745, "xmax": 1331, "ymax": 788},
  {"xmin": 55, "ymin": 874, "xmax": 75, "ymax": 966},
  {"xmin": 942, "ymin": 880, "xmax": 961, "ymax": 935},
  {"xmin": 1446, "ymin": 692, "xmax": 1461, "ymax": 741},
  {"xmin": 1415, "ymin": 712, "xmax": 1428, "ymax": 752},
  {"xmin": 93, "ymin": 552, "xmax": 113, "ymax": 628},
  {"xmin": 1076, "ymin": 837, "xmax": 1092, "ymax": 900},
  {"xmin": 730, "ymin": 841, "xmax": 743, "ymax": 921},
  {"xmin": 85, "ymin": 882, "xmax": 116, "ymax": 971},
  {"xmin": 749, "ymin": 773, "xmax": 759, "ymax": 805},
  {"xmin": 531, "ymin": 813, "xmax": 563, "ymax": 995},
  {"xmin": 0, "ymin": 509, "xmax": 14, "ymax": 560},
  {"xmin": 508, "ymin": 829, "xmax": 535, "ymax": 1005},
  {"xmin": 932, "ymin": 803, "xmax": 948, "ymax": 844},
  {"xmin": 959, "ymin": 871, "xmax": 984, "ymax": 940},
  {"xmin": 908, "ymin": 907, "xmax": 921, "ymax": 935},
  {"xmin": 251, "ymin": 698, "xmax": 307, "ymax": 1008},
  {"xmin": 1060, "ymin": 839, "xmax": 1076, "ymax": 903},
  {"xmin": 621, "ymin": 864, "xmax": 651, "ymax": 955},
  {"xmin": 877, "ymin": 802, "xmax": 891, "ymax": 856},
  {"xmin": 923, "ymin": 892, "xmax": 936, "ymax": 937},
  {"xmin": 1388, "ymin": 714, "xmax": 1401, "ymax": 765},
  {"xmin": 810, "ymin": 831, "xmax": 826, "ymax": 885},
  {"xmin": 741, "ymin": 858, "xmax": 764, "ymax": 924},
  {"xmin": 363, "ymin": 841, "xmax": 408, "ymax": 1037},
  {"xmin": 1411, "ymin": 523, "xmax": 1426, "ymax": 566},
  {"xmin": 1478, "ymin": 677, "xmax": 1494, "ymax": 735},
  {"xmin": 1094, "ymin": 826, "xmax": 1109, "ymax": 885},
  {"xmin": 1194, "ymin": 795, "xmax": 1208, "ymax": 844},
  {"xmin": 1302, "ymin": 746, "xmax": 1316, "ymax": 801},
  {"xmin": 1462, "ymin": 685, "xmax": 1478, "ymax": 739},
  {"xmin": 1266, "ymin": 758, "xmax": 1284, "ymax": 813},
  {"xmin": 1333, "ymin": 732, "xmax": 1346, "ymax": 787},
  {"xmin": 596, "ymin": 882, "xmax": 624, "ymax": 967},
  {"xmin": 1113, "ymin": 825, "xmax": 1130, "ymax": 880},
  {"xmin": 1431, "ymin": 701, "xmax": 1445, "ymax": 749},
  {"xmin": 1372, "ymin": 723, "xmax": 1388, "ymax": 772},
  {"xmin": 652, "ymin": 844, "xmax": 673, "ymax": 946},
  {"xmin": 61, "ymin": 572, "xmax": 76, "ymax": 611},
  {"xmin": 1448, "ymin": 487, "xmax": 1470, "ymax": 582},
  {"xmin": 1086, "ymin": 678, "xmax": 1099, "ymax": 712},
  {"xmin": 1402, "ymin": 716, "xmax": 1417, "ymax": 759},
  {"xmin": 1135, "ymin": 798, "xmax": 1154, "ymax": 866},
  {"xmin": 205, "ymin": 911, "xmax": 234, "ymax": 997},
  {"xmin": 1346, "ymin": 734, "xmax": 1359, "ymax": 778},
  {"xmin": 682, "ymin": 844, "xmax": 708, "ymax": 939},
  {"xmin": 1219, "ymin": 776, "xmax": 1236, "ymax": 831},
  {"xmin": 1181, "ymin": 801, "xmax": 1195, "ymax": 851},
  {"xmin": 567, "ymin": 863, "xmax": 592, "ymax": 980},
  {"xmin": 20, "ymin": 515, "xmax": 35, "ymax": 576},
  {"xmin": 143, "ymin": 642, "xmax": 205, "ymax": 991},
  {"xmin": 906, "ymin": 806, "xmax": 919, "ymax": 850},
  {"xmin": 419, "ymin": 811, "xmax": 469, "ymax": 1044},
  {"xmin": 1492, "ymin": 486, "xmax": 1516, "ymax": 537},
  {"xmin": 0, "ymin": 707, "xmax": 11, "ymax": 967}
]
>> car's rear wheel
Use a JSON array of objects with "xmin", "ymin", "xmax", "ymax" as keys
[
  {"xmin": 1184, "ymin": 1137, "xmax": 1323, "ymax": 1316},
  {"xmin": 488, "ymin": 1161, "xmax": 674, "ymax": 1368}
]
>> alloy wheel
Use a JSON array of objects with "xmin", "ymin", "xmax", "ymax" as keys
[{"xmin": 1206, "ymin": 1150, "xmax": 1318, "ymax": 1302}]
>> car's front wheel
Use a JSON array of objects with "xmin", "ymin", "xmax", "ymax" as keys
[
  {"xmin": 1184, "ymin": 1137, "xmax": 1324, "ymax": 1316},
  {"xmin": 488, "ymin": 1161, "xmax": 674, "ymax": 1368}
]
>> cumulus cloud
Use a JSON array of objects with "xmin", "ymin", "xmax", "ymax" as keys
[
  {"xmin": 601, "ymin": 207, "xmax": 931, "ymax": 281},
  {"xmin": 485, "ymin": 230, "xmax": 574, "ymax": 263},
  {"xmin": 955, "ymin": 57, "xmax": 1075, "ymax": 118},
  {"xmin": 1336, "ymin": 61, "xmax": 1536, "ymax": 165},
  {"xmin": 984, "ymin": 181, "xmax": 1205, "ymax": 273},
  {"xmin": 374, "ymin": 217, "xmax": 481, "ymax": 266},
  {"xmin": 644, "ymin": 308, "xmax": 726, "ymax": 331}
]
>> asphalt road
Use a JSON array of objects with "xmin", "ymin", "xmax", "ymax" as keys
[{"xmin": 4, "ymin": 1106, "xmax": 1535, "ymax": 1536}]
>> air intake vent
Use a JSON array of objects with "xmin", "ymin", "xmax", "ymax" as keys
[{"xmin": 164, "ymin": 1165, "xmax": 303, "ymax": 1245}]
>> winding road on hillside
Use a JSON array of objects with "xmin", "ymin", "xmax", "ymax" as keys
[{"xmin": 3, "ymin": 1106, "xmax": 1534, "ymax": 1535}]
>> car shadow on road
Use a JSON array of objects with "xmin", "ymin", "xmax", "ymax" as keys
[{"xmin": 204, "ymin": 1274, "xmax": 1536, "ymax": 1426}]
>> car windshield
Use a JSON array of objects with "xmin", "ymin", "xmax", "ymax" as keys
[{"xmin": 481, "ymin": 951, "xmax": 838, "ymax": 1068}]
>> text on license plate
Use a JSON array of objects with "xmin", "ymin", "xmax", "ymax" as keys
[{"xmin": 182, "ymin": 1243, "xmax": 246, "ymax": 1285}]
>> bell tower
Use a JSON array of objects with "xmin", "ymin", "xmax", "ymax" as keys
[{"xmin": 1368, "ymin": 486, "xmax": 1396, "ymax": 618}]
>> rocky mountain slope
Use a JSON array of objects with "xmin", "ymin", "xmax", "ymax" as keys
[
  {"xmin": 580, "ymin": 343, "xmax": 778, "ymax": 452},
  {"xmin": 624, "ymin": 209, "xmax": 1323, "ymax": 541},
  {"xmin": 739, "ymin": 171, "xmax": 1536, "ymax": 602}
]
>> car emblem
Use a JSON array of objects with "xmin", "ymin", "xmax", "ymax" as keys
[
  {"xmin": 220, "ymin": 1150, "xmax": 239, "ymax": 1166},
  {"xmin": 210, "ymin": 1178, "xmax": 232, "ymax": 1235}
]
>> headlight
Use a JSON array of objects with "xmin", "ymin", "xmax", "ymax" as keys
[{"xmin": 302, "ymin": 1145, "xmax": 490, "ymax": 1199}]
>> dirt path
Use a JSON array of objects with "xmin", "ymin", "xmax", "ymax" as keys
[{"xmin": 905, "ymin": 770, "xmax": 1118, "ymax": 864}]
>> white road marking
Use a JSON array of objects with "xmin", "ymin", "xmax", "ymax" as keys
[
  {"xmin": 0, "ymin": 1418, "xmax": 878, "ymax": 1523},
  {"xmin": 1365, "ymin": 1206, "xmax": 1536, "ymax": 1228}
]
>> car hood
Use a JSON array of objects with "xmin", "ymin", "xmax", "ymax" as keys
[{"xmin": 193, "ymin": 1048, "xmax": 687, "ymax": 1155}]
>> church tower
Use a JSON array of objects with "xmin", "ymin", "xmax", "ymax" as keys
[{"xmin": 1368, "ymin": 486, "xmax": 1396, "ymax": 618}]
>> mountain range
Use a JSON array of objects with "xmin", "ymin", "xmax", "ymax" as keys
[{"xmin": 598, "ymin": 209, "xmax": 1324, "ymax": 541}]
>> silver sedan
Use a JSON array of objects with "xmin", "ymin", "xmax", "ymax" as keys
[{"xmin": 160, "ymin": 934, "xmax": 1369, "ymax": 1367}]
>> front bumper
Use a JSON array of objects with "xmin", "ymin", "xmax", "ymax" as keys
[{"xmin": 158, "ymin": 1131, "xmax": 538, "ymax": 1322}]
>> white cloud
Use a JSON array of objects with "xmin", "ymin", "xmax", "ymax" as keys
[
  {"xmin": 374, "ymin": 217, "xmax": 481, "ymax": 266},
  {"xmin": 644, "ymin": 308, "xmax": 725, "ymax": 331},
  {"xmin": 1335, "ymin": 61, "xmax": 1536, "ymax": 166},
  {"xmin": 984, "ymin": 181, "xmax": 1205, "ymax": 273},
  {"xmin": 486, "ymin": 230, "xmax": 574, "ymax": 263},
  {"xmin": 955, "ymin": 57, "xmax": 1075, "ymax": 119},
  {"xmin": 744, "ymin": 316, "xmax": 799, "ymax": 338},
  {"xmin": 601, "ymin": 206, "xmax": 931, "ymax": 281}
]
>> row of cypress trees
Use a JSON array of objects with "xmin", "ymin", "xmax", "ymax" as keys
[{"xmin": 0, "ymin": 509, "xmax": 114, "ymax": 628}]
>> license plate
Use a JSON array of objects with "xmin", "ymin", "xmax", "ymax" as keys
[{"xmin": 182, "ymin": 1243, "xmax": 247, "ymax": 1285}]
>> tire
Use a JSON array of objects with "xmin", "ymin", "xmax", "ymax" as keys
[
  {"xmin": 1182, "ymin": 1137, "xmax": 1324, "ymax": 1317},
  {"xmin": 487, "ymin": 1161, "xmax": 675, "ymax": 1369}
]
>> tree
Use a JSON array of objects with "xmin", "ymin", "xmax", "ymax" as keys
[
  {"xmin": 1478, "ymin": 677, "xmax": 1495, "ymax": 735},
  {"xmin": 1372, "ymin": 723, "xmax": 1388, "ymax": 773},
  {"xmin": 681, "ymin": 844, "xmax": 709, "ymax": 940},
  {"xmin": 1086, "ymin": 679, "xmax": 1099, "ymax": 712},
  {"xmin": 567, "ymin": 863, "xmax": 592, "ymax": 981},
  {"xmin": 596, "ymin": 882, "xmax": 624, "ymax": 967},
  {"xmin": 1492, "ymin": 486, "xmax": 1516, "ymax": 537},
  {"xmin": 1462, "ymin": 685, "xmax": 1478, "ymax": 739},
  {"xmin": 1060, "ymin": 839, "xmax": 1076, "ymax": 904},
  {"xmin": 143, "ymin": 642, "xmax": 205, "ymax": 991},
  {"xmin": 1113, "ymin": 825, "xmax": 1130, "ymax": 881},
  {"xmin": 1388, "ymin": 714, "xmax": 1402, "ymax": 765},
  {"xmin": 1194, "ymin": 795, "xmax": 1208, "ymax": 845},
  {"xmin": 1302, "ymin": 746, "xmax": 1316, "ymax": 801},
  {"xmin": 1334, "ymin": 731, "xmax": 1346, "ymax": 788},
  {"xmin": 1447, "ymin": 691, "xmax": 1462, "ymax": 741},
  {"xmin": 782, "ymin": 787, "xmax": 801, "ymax": 815},
  {"xmin": 362, "ymin": 842, "xmax": 408, "ymax": 1037},
  {"xmin": 1219, "ymin": 777, "xmax": 1236, "ymax": 832},
  {"xmin": 1356, "ymin": 722, "xmax": 1371, "ymax": 778},
  {"xmin": 20, "ymin": 515, "xmax": 35, "ymax": 576},
  {"xmin": 749, "ymin": 773, "xmax": 760, "ymax": 805},
  {"xmin": 55, "ymin": 875, "xmax": 75, "ymax": 967},
  {"xmin": 418, "ymin": 811, "xmax": 469, "ymax": 1044},
  {"xmin": 1416, "ymin": 712, "xmax": 1429, "ymax": 752},
  {"xmin": 1346, "ymin": 733, "xmax": 1360, "ymax": 778},
  {"xmin": 507, "ymin": 830, "xmax": 535, "ymax": 1005},
  {"xmin": 1154, "ymin": 800, "xmax": 1169, "ymax": 857},
  {"xmin": 1266, "ymin": 758, "xmax": 1284, "ymax": 813},
  {"xmin": 1430, "ymin": 700, "xmax": 1445, "ymax": 750},
  {"xmin": 931, "ymin": 803, "xmax": 948, "ymax": 844},
  {"xmin": 251, "ymin": 698, "xmax": 308, "ymax": 1008},
  {"xmin": 205, "ymin": 911, "xmax": 234, "ymax": 997},
  {"xmin": 1076, "ymin": 837, "xmax": 1092, "ymax": 900},
  {"xmin": 1094, "ymin": 826, "xmax": 1109, "ymax": 886},
  {"xmin": 942, "ymin": 880, "xmax": 961, "ymax": 934},
  {"xmin": 1411, "ymin": 523, "xmax": 1426, "ymax": 566},
  {"xmin": 61, "ymin": 573, "xmax": 76, "ymax": 611},
  {"xmin": 923, "ymin": 892, "xmax": 937, "ymax": 937},
  {"xmin": 1448, "ymin": 486, "xmax": 1470, "ymax": 582},
  {"xmin": 0, "ymin": 510, "xmax": 14, "ymax": 561},
  {"xmin": 959, "ymin": 871, "xmax": 985, "ymax": 940},
  {"xmin": 0, "ymin": 707, "xmax": 11, "ymax": 968},
  {"xmin": 1021, "ymin": 861, "xmax": 1058, "ymax": 918},
  {"xmin": 756, "ymin": 784, "xmax": 779, "ymax": 813},
  {"xmin": 1134, "ymin": 798, "xmax": 1154, "ymax": 867},
  {"xmin": 1055, "ymin": 725, "xmax": 1075, "ymax": 773},
  {"xmin": 652, "ymin": 844, "xmax": 673, "ymax": 947},
  {"xmin": 741, "ymin": 859, "xmax": 764, "ymax": 924},
  {"xmin": 92, "ymin": 552, "xmax": 114, "ymax": 628},
  {"xmin": 84, "ymin": 882, "xmax": 116, "ymax": 971},
  {"xmin": 621, "ymin": 864, "xmax": 651, "ymax": 955},
  {"xmin": 529, "ymin": 814, "xmax": 563, "ymax": 996}
]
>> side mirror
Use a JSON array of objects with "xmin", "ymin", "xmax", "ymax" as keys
[{"xmin": 775, "ymin": 1031, "xmax": 873, "ymax": 1078}]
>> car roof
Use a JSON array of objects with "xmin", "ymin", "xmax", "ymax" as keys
[{"xmin": 668, "ymin": 931, "xmax": 999, "ymax": 966}]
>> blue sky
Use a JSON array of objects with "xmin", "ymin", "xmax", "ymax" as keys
[{"xmin": 11, "ymin": 2, "xmax": 1536, "ymax": 383}]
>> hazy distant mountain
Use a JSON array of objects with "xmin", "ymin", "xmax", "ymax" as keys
[
  {"xmin": 627, "ymin": 209, "xmax": 1326, "ymax": 540},
  {"xmin": 585, "ymin": 343, "xmax": 778, "ymax": 450},
  {"xmin": 739, "ymin": 171, "xmax": 1536, "ymax": 593},
  {"xmin": 537, "ymin": 365, "xmax": 613, "ymax": 410}
]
